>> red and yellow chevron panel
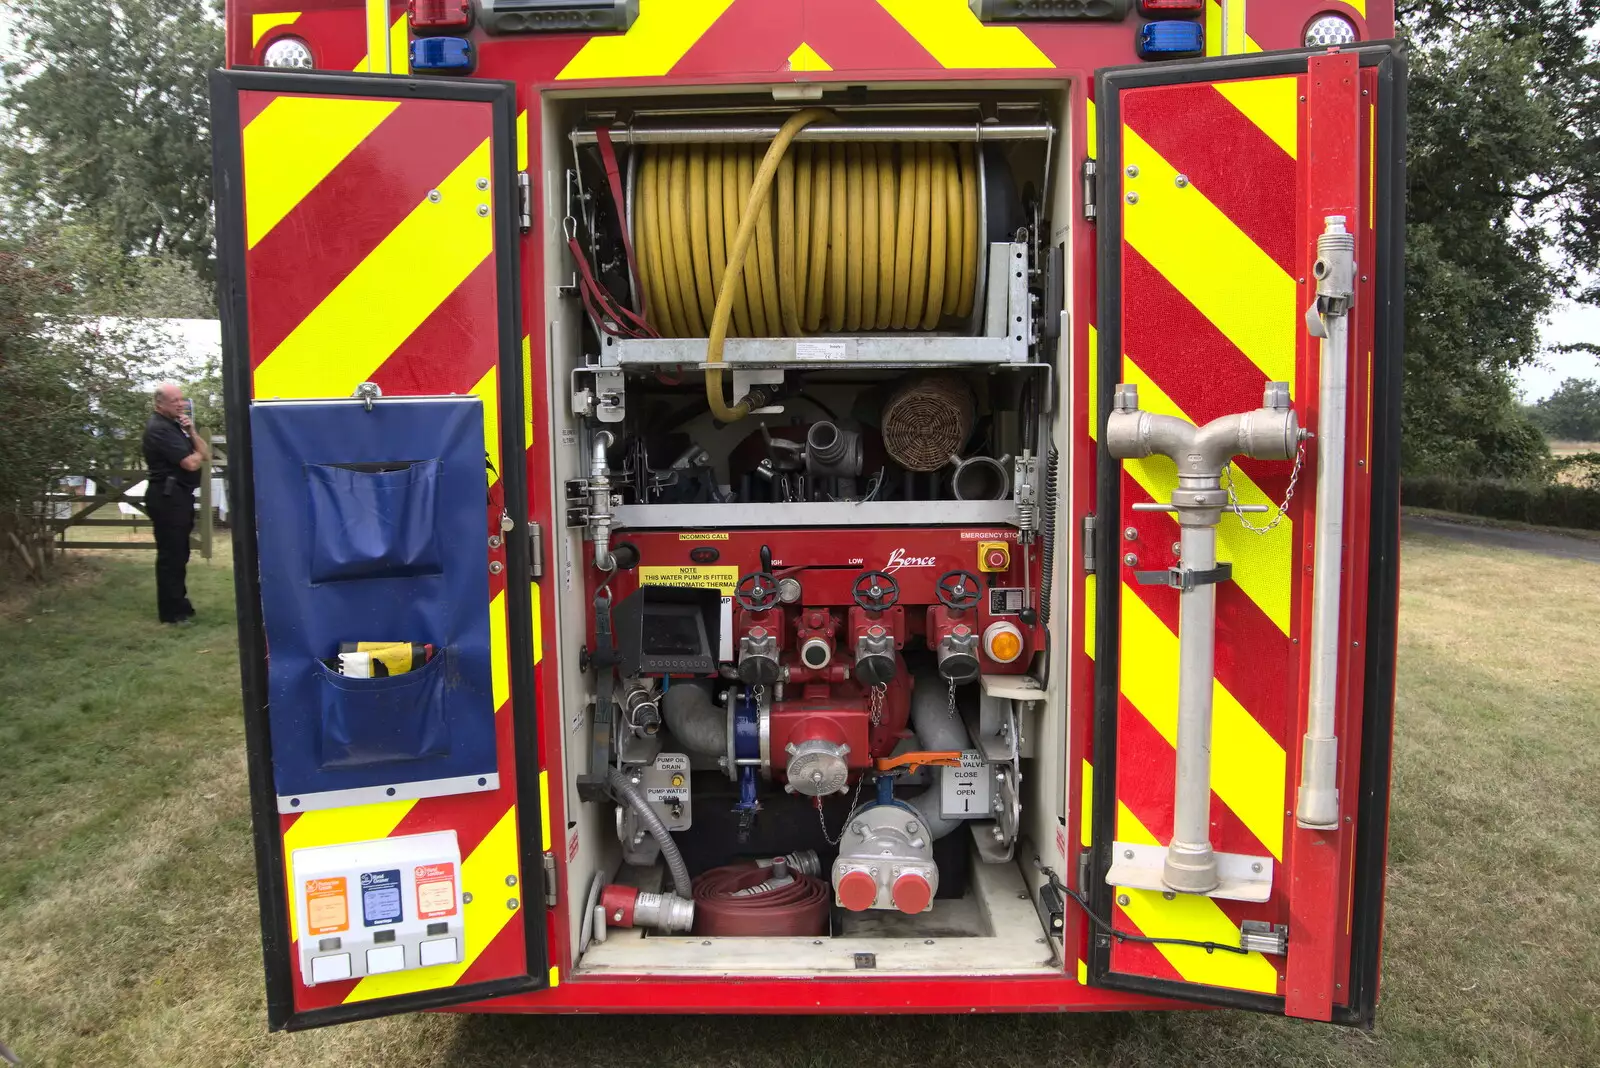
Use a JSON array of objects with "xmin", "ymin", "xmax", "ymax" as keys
[
  {"xmin": 1104, "ymin": 73, "xmax": 1307, "ymax": 995},
  {"xmin": 237, "ymin": 87, "xmax": 532, "ymax": 1012}
]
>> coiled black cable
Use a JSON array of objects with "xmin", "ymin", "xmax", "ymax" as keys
[
  {"xmin": 1033, "ymin": 858, "xmax": 1250, "ymax": 956},
  {"xmin": 1039, "ymin": 445, "xmax": 1059, "ymax": 626}
]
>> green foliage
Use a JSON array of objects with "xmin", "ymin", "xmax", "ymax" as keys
[
  {"xmin": 1528, "ymin": 377, "xmax": 1600, "ymax": 441},
  {"xmin": 1551, "ymin": 451, "xmax": 1600, "ymax": 489},
  {"xmin": 0, "ymin": 0, "xmax": 223, "ymax": 286},
  {"xmin": 0, "ymin": 227, "xmax": 206, "ymax": 572},
  {"xmin": 1404, "ymin": 474, "xmax": 1600, "ymax": 530},
  {"xmin": 1398, "ymin": 1, "xmax": 1600, "ymax": 475}
]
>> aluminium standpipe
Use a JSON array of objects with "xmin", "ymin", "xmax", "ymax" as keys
[
  {"xmin": 1106, "ymin": 382, "xmax": 1299, "ymax": 894},
  {"xmin": 1296, "ymin": 216, "xmax": 1356, "ymax": 830}
]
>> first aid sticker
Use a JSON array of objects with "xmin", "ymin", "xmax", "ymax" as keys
[
  {"xmin": 305, "ymin": 877, "xmax": 349, "ymax": 936},
  {"xmin": 415, "ymin": 862, "xmax": 458, "ymax": 920}
]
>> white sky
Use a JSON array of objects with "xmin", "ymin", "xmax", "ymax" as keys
[{"xmin": 1519, "ymin": 302, "xmax": 1600, "ymax": 401}]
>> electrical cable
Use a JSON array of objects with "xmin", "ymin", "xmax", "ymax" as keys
[
  {"xmin": 1033, "ymin": 859, "xmax": 1251, "ymax": 956},
  {"xmin": 632, "ymin": 127, "xmax": 982, "ymax": 423}
]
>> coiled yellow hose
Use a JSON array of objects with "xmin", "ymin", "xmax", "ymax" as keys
[{"xmin": 633, "ymin": 120, "xmax": 980, "ymax": 422}]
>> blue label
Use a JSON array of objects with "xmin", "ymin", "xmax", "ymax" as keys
[{"xmin": 361, "ymin": 869, "xmax": 403, "ymax": 927}]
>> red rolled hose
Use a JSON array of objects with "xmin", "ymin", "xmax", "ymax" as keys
[{"xmin": 691, "ymin": 863, "xmax": 832, "ymax": 936}]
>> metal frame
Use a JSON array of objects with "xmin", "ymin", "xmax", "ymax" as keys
[
  {"xmin": 210, "ymin": 67, "xmax": 550, "ymax": 1032},
  {"xmin": 1088, "ymin": 42, "xmax": 1404, "ymax": 1023}
]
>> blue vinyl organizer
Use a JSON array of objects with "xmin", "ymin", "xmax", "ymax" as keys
[{"xmin": 251, "ymin": 397, "xmax": 498, "ymax": 812}]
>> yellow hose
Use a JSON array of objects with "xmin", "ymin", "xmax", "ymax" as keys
[{"xmin": 629, "ymin": 121, "xmax": 981, "ymax": 421}]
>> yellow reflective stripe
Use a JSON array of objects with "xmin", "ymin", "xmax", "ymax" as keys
[
  {"xmin": 1119, "ymin": 585, "xmax": 1286, "ymax": 860},
  {"xmin": 1087, "ymin": 322, "xmax": 1099, "ymax": 440},
  {"xmin": 876, "ymin": 0, "xmax": 1053, "ymax": 69},
  {"xmin": 1079, "ymin": 759, "xmax": 1094, "ymax": 848},
  {"xmin": 1117, "ymin": 358, "xmax": 1293, "ymax": 633},
  {"xmin": 538, "ymin": 770, "xmax": 552, "ymax": 852},
  {"xmin": 489, "ymin": 590, "xmax": 509, "ymax": 711},
  {"xmin": 282, "ymin": 799, "xmax": 417, "ymax": 943},
  {"xmin": 390, "ymin": 15, "xmax": 410, "ymax": 74},
  {"xmin": 788, "ymin": 42, "xmax": 831, "ymax": 72},
  {"xmin": 1083, "ymin": 572, "xmax": 1096, "ymax": 659},
  {"xmin": 252, "ymin": 11, "xmax": 301, "ymax": 45},
  {"xmin": 556, "ymin": 0, "xmax": 736, "ymax": 80},
  {"xmin": 549, "ymin": 965, "xmax": 561, "ymax": 987},
  {"xmin": 1113, "ymin": 806, "xmax": 1279, "ymax": 993},
  {"xmin": 347, "ymin": 805, "xmax": 521, "ymax": 1001},
  {"xmin": 1086, "ymin": 98, "xmax": 1097, "ymax": 161},
  {"xmin": 472, "ymin": 365, "xmax": 501, "ymax": 486},
  {"xmin": 1122, "ymin": 127, "xmax": 1296, "ymax": 388},
  {"xmin": 243, "ymin": 96, "xmax": 399, "ymax": 250},
  {"xmin": 254, "ymin": 139, "xmax": 494, "ymax": 399},
  {"xmin": 1214, "ymin": 76, "xmax": 1300, "ymax": 160},
  {"xmin": 1223, "ymin": 0, "xmax": 1247, "ymax": 55},
  {"xmin": 365, "ymin": 0, "xmax": 390, "ymax": 72},
  {"xmin": 532, "ymin": 580, "xmax": 544, "ymax": 666},
  {"xmin": 1077, "ymin": 958, "xmax": 1088, "ymax": 984},
  {"xmin": 517, "ymin": 111, "xmax": 528, "ymax": 172},
  {"xmin": 1205, "ymin": 0, "xmax": 1222, "ymax": 57}
]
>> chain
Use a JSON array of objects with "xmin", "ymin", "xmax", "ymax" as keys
[
  {"xmin": 816, "ymin": 774, "xmax": 869, "ymax": 846},
  {"xmin": 1222, "ymin": 442, "xmax": 1305, "ymax": 536},
  {"xmin": 868, "ymin": 682, "xmax": 886, "ymax": 727},
  {"xmin": 752, "ymin": 683, "xmax": 765, "ymax": 708},
  {"xmin": 946, "ymin": 676, "xmax": 958, "ymax": 718}
]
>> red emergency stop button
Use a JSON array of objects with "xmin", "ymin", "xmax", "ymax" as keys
[
  {"xmin": 977, "ymin": 539, "xmax": 1010, "ymax": 573},
  {"xmin": 892, "ymin": 872, "xmax": 932, "ymax": 914},
  {"xmin": 837, "ymin": 871, "xmax": 878, "ymax": 912}
]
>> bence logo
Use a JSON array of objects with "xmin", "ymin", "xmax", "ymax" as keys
[{"xmin": 884, "ymin": 547, "xmax": 938, "ymax": 573}]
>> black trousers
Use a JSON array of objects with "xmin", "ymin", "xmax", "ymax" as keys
[{"xmin": 148, "ymin": 486, "xmax": 195, "ymax": 623}]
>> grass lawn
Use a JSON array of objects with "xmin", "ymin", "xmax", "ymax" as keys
[{"xmin": 1, "ymin": 534, "xmax": 1596, "ymax": 1068}]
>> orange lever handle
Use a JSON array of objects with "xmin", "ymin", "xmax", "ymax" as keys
[{"xmin": 875, "ymin": 750, "xmax": 964, "ymax": 773}]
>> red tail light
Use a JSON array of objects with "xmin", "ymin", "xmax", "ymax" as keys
[
  {"xmin": 409, "ymin": 0, "xmax": 472, "ymax": 31},
  {"xmin": 1138, "ymin": 0, "xmax": 1204, "ymax": 15}
]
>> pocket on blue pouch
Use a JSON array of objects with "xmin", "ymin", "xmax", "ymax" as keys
[
  {"xmin": 306, "ymin": 459, "xmax": 442, "ymax": 582},
  {"xmin": 317, "ymin": 653, "xmax": 450, "ymax": 769}
]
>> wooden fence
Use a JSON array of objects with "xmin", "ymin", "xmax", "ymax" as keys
[{"xmin": 43, "ymin": 436, "xmax": 227, "ymax": 559}]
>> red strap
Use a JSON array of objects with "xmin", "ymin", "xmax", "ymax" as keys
[
  {"xmin": 569, "ymin": 235, "xmax": 654, "ymax": 339},
  {"xmin": 595, "ymin": 126, "xmax": 651, "ymax": 330}
]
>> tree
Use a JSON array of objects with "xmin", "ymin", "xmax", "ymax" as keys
[
  {"xmin": 1398, "ymin": 0, "xmax": 1600, "ymax": 477},
  {"xmin": 0, "ymin": 0, "xmax": 223, "ymax": 287},
  {"xmin": 1531, "ymin": 377, "xmax": 1600, "ymax": 441}
]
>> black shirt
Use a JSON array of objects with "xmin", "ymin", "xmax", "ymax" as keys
[{"xmin": 143, "ymin": 413, "xmax": 201, "ymax": 491}]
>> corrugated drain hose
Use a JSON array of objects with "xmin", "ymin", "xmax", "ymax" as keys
[
  {"xmin": 633, "ymin": 116, "xmax": 980, "ymax": 422},
  {"xmin": 607, "ymin": 767, "xmax": 692, "ymax": 899}
]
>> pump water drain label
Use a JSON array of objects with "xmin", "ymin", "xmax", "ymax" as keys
[
  {"xmin": 361, "ymin": 869, "xmax": 403, "ymax": 928},
  {"xmin": 638, "ymin": 565, "xmax": 739, "ymax": 594},
  {"xmin": 940, "ymin": 752, "xmax": 993, "ymax": 819},
  {"xmin": 414, "ymin": 863, "xmax": 458, "ymax": 920}
]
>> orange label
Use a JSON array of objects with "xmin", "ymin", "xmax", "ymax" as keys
[
  {"xmin": 415, "ymin": 863, "xmax": 458, "ymax": 919},
  {"xmin": 305, "ymin": 877, "xmax": 349, "ymax": 936}
]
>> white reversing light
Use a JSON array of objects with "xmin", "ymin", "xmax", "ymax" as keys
[
  {"xmin": 1304, "ymin": 13, "xmax": 1358, "ymax": 48},
  {"xmin": 262, "ymin": 37, "xmax": 314, "ymax": 68}
]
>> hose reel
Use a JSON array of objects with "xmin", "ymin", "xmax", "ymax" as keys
[{"xmin": 633, "ymin": 138, "xmax": 983, "ymax": 341}]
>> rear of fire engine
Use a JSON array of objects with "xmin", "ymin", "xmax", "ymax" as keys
[{"xmin": 212, "ymin": 0, "xmax": 1404, "ymax": 1031}]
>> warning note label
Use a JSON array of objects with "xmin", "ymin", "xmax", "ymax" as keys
[{"xmin": 638, "ymin": 565, "xmax": 739, "ymax": 595}]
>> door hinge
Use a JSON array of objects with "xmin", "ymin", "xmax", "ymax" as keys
[
  {"xmin": 542, "ymin": 852, "xmax": 558, "ymax": 907},
  {"xmin": 517, "ymin": 171, "xmax": 532, "ymax": 233},
  {"xmin": 1239, "ymin": 920, "xmax": 1288, "ymax": 956},
  {"xmin": 1081, "ymin": 158, "xmax": 1098, "ymax": 222},
  {"xmin": 528, "ymin": 520, "xmax": 544, "ymax": 580},
  {"xmin": 1082, "ymin": 514, "xmax": 1097, "ymax": 572}
]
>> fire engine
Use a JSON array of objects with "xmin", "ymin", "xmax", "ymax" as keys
[{"xmin": 211, "ymin": 0, "xmax": 1404, "ymax": 1031}]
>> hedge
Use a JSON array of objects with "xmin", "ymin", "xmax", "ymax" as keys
[{"xmin": 1403, "ymin": 474, "xmax": 1600, "ymax": 531}]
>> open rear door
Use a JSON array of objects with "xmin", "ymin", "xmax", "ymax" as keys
[
  {"xmin": 211, "ymin": 69, "xmax": 551, "ymax": 1030},
  {"xmin": 1087, "ymin": 44, "xmax": 1404, "ymax": 1024}
]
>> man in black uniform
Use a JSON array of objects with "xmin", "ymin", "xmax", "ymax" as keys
[{"xmin": 141, "ymin": 383, "xmax": 210, "ymax": 625}]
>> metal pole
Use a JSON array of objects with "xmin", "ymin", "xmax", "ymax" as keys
[
  {"xmin": 570, "ymin": 124, "xmax": 1054, "ymax": 146},
  {"xmin": 1297, "ymin": 216, "xmax": 1355, "ymax": 830},
  {"xmin": 1167, "ymin": 522, "xmax": 1221, "ymax": 892}
]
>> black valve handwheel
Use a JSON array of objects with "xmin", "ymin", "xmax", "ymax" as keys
[
  {"xmin": 936, "ymin": 569, "xmax": 983, "ymax": 610},
  {"xmin": 852, "ymin": 569, "xmax": 900, "ymax": 611},
  {"xmin": 735, "ymin": 571, "xmax": 780, "ymax": 611}
]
